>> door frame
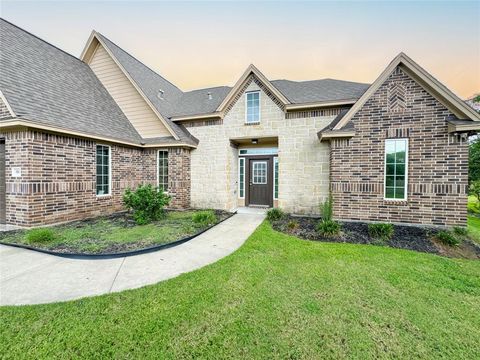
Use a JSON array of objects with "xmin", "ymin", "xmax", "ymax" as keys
[{"xmin": 244, "ymin": 155, "xmax": 274, "ymax": 207}]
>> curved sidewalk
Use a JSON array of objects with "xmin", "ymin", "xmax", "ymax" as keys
[{"xmin": 0, "ymin": 213, "xmax": 264, "ymax": 306}]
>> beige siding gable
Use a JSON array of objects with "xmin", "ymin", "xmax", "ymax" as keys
[{"xmin": 88, "ymin": 44, "xmax": 171, "ymax": 138}]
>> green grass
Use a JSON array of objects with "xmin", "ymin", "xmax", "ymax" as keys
[
  {"xmin": 1, "ymin": 222, "xmax": 479, "ymax": 359},
  {"xmin": 0, "ymin": 211, "xmax": 223, "ymax": 254},
  {"xmin": 468, "ymin": 195, "xmax": 480, "ymax": 214},
  {"xmin": 468, "ymin": 216, "xmax": 480, "ymax": 244}
]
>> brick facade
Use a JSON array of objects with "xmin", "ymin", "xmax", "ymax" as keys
[
  {"xmin": 0, "ymin": 129, "xmax": 191, "ymax": 226},
  {"xmin": 330, "ymin": 67, "xmax": 469, "ymax": 226}
]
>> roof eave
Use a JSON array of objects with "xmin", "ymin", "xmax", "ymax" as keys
[
  {"xmin": 317, "ymin": 130, "xmax": 356, "ymax": 142},
  {"xmin": 171, "ymin": 112, "xmax": 223, "ymax": 122},
  {"xmin": 0, "ymin": 118, "xmax": 197, "ymax": 149},
  {"xmin": 447, "ymin": 119, "xmax": 480, "ymax": 133},
  {"xmin": 285, "ymin": 99, "xmax": 357, "ymax": 111}
]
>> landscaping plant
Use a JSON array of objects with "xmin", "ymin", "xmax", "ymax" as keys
[
  {"xmin": 317, "ymin": 195, "xmax": 341, "ymax": 236},
  {"xmin": 123, "ymin": 184, "xmax": 170, "ymax": 225},
  {"xmin": 453, "ymin": 226, "xmax": 468, "ymax": 237},
  {"xmin": 316, "ymin": 219, "xmax": 341, "ymax": 236},
  {"xmin": 25, "ymin": 228, "xmax": 56, "ymax": 244},
  {"xmin": 435, "ymin": 230, "xmax": 460, "ymax": 246},
  {"xmin": 287, "ymin": 220, "xmax": 299, "ymax": 231},
  {"xmin": 266, "ymin": 208, "xmax": 285, "ymax": 222},
  {"xmin": 192, "ymin": 210, "xmax": 217, "ymax": 226},
  {"xmin": 368, "ymin": 223, "xmax": 394, "ymax": 240}
]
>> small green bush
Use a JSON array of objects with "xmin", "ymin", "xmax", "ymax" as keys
[
  {"xmin": 320, "ymin": 195, "xmax": 333, "ymax": 221},
  {"xmin": 266, "ymin": 208, "xmax": 285, "ymax": 222},
  {"xmin": 26, "ymin": 228, "xmax": 56, "ymax": 244},
  {"xmin": 123, "ymin": 184, "xmax": 170, "ymax": 225},
  {"xmin": 192, "ymin": 210, "xmax": 217, "ymax": 226},
  {"xmin": 316, "ymin": 219, "xmax": 341, "ymax": 236},
  {"xmin": 368, "ymin": 223, "xmax": 394, "ymax": 240},
  {"xmin": 453, "ymin": 226, "xmax": 468, "ymax": 237},
  {"xmin": 287, "ymin": 220, "xmax": 299, "ymax": 231},
  {"xmin": 436, "ymin": 230, "xmax": 460, "ymax": 246}
]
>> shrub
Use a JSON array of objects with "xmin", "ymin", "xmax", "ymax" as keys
[
  {"xmin": 470, "ymin": 180, "xmax": 480, "ymax": 203},
  {"xmin": 123, "ymin": 184, "xmax": 170, "ymax": 225},
  {"xmin": 192, "ymin": 210, "xmax": 217, "ymax": 226},
  {"xmin": 26, "ymin": 228, "xmax": 56, "ymax": 244},
  {"xmin": 435, "ymin": 230, "xmax": 460, "ymax": 246},
  {"xmin": 316, "ymin": 219, "xmax": 341, "ymax": 236},
  {"xmin": 287, "ymin": 220, "xmax": 299, "ymax": 231},
  {"xmin": 453, "ymin": 226, "xmax": 468, "ymax": 237},
  {"xmin": 266, "ymin": 208, "xmax": 284, "ymax": 222},
  {"xmin": 320, "ymin": 195, "xmax": 333, "ymax": 221},
  {"xmin": 368, "ymin": 223, "xmax": 394, "ymax": 240}
]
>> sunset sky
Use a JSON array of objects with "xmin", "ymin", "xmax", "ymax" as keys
[{"xmin": 2, "ymin": 1, "xmax": 479, "ymax": 98}]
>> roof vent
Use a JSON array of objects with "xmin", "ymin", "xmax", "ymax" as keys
[
  {"xmin": 157, "ymin": 89, "xmax": 164, "ymax": 100},
  {"xmin": 207, "ymin": 92, "xmax": 212, "ymax": 100}
]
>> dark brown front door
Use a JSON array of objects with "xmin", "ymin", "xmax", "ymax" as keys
[{"xmin": 247, "ymin": 157, "xmax": 273, "ymax": 207}]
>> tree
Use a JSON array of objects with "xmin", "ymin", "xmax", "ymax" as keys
[
  {"xmin": 469, "ymin": 136, "xmax": 480, "ymax": 184},
  {"xmin": 470, "ymin": 181, "xmax": 480, "ymax": 204}
]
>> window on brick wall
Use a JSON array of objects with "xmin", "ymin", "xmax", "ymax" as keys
[
  {"xmin": 96, "ymin": 145, "xmax": 111, "ymax": 196},
  {"xmin": 384, "ymin": 139, "xmax": 408, "ymax": 200},
  {"xmin": 158, "ymin": 150, "xmax": 169, "ymax": 192},
  {"xmin": 245, "ymin": 91, "xmax": 260, "ymax": 124}
]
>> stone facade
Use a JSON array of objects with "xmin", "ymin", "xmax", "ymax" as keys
[
  {"xmin": 0, "ymin": 129, "xmax": 190, "ymax": 226},
  {"xmin": 330, "ymin": 67, "xmax": 469, "ymax": 226},
  {"xmin": 187, "ymin": 76, "xmax": 337, "ymax": 214}
]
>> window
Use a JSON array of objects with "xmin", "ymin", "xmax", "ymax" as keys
[
  {"xmin": 252, "ymin": 161, "xmax": 267, "ymax": 184},
  {"xmin": 384, "ymin": 139, "xmax": 408, "ymax": 200},
  {"xmin": 245, "ymin": 91, "xmax": 260, "ymax": 123},
  {"xmin": 158, "ymin": 150, "xmax": 169, "ymax": 191},
  {"xmin": 238, "ymin": 158, "xmax": 245, "ymax": 198},
  {"xmin": 274, "ymin": 157, "xmax": 279, "ymax": 199},
  {"xmin": 239, "ymin": 148, "xmax": 278, "ymax": 156},
  {"xmin": 96, "ymin": 145, "xmax": 110, "ymax": 196}
]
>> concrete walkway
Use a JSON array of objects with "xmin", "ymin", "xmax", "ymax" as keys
[{"xmin": 0, "ymin": 213, "xmax": 264, "ymax": 306}]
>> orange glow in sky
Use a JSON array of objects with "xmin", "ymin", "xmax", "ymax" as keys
[{"xmin": 2, "ymin": 1, "xmax": 479, "ymax": 98}]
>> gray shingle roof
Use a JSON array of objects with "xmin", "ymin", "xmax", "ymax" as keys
[
  {"xmin": 271, "ymin": 79, "xmax": 370, "ymax": 104},
  {"xmin": 0, "ymin": 19, "xmax": 143, "ymax": 145},
  {"xmin": 1, "ymin": 18, "xmax": 371, "ymax": 146}
]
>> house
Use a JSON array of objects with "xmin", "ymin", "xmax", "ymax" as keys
[{"xmin": 0, "ymin": 18, "xmax": 479, "ymax": 227}]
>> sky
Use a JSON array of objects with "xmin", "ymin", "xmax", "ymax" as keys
[{"xmin": 1, "ymin": 1, "xmax": 479, "ymax": 98}]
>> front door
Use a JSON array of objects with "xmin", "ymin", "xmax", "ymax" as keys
[{"xmin": 247, "ymin": 158, "xmax": 273, "ymax": 207}]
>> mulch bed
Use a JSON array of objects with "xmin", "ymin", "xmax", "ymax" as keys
[{"xmin": 272, "ymin": 215, "xmax": 480, "ymax": 260}]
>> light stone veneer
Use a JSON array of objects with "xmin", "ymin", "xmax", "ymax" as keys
[{"xmin": 188, "ymin": 81, "xmax": 334, "ymax": 215}]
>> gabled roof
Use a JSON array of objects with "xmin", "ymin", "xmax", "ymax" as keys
[
  {"xmin": 215, "ymin": 64, "xmax": 291, "ymax": 113},
  {"xmin": 0, "ymin": 18, "xmax": 143, "ymax": 145},
  {"xmin": 332, "ymin": 52, "xmax": 480, "ymax": 131}
]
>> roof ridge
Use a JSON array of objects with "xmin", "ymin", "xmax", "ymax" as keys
[
  {"xmin": 272, "ymin": 78, "xmax": 370, "ymax": 85},
  {"xmin": 95, "ymin": 32, "xmax": 184, "ymax": 94},
  {"xmin": 0, "ymin": 17, "xmax": 82, "ymax": 64},
  {"xmin": 183, "ymin": 85, "xmax": 232, "ymax": 93}
]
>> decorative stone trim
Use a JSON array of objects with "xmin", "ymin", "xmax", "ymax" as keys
[{"xmin": 285, "ymin": 108, "xmax": 343, "ymax": 119}]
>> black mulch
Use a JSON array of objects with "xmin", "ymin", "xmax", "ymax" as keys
[{"xmin": 271, "ymin": 215, "xmax": 480, "ymax": 258}]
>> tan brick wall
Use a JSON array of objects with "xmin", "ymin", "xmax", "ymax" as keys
[
  {"xmin": 188, "ymin": 77, "xmax": 335, "ymax": 214},
  {"xmin": 330, "ymin": 67, "xmax": 468, "ymax": 226},
  {"xmin": 0, "ymin": 130, "xmax": 190, "ymax": 226}
]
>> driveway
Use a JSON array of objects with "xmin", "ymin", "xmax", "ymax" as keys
[{"xmin": 0, "ymin": 213, "xmax": 265, "ymax": 306}]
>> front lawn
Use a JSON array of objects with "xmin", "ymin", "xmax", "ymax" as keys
[
  {"xmin": 0, "ymin": 210, "xmax": 229, "ymax": 254},
  {"xmin": 1, "ymin": 222, "xmax": 479, "ymax": 359}
]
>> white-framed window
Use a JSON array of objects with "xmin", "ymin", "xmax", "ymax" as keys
[
  {"xmin": 96, "ymin": 144, "xmax": 111, "ymax": 196},
  {"xmin": 245, "ymin": 91, "xmax": 260, "ymax": 124},
  {"xmin": 238, "ymin": 158, "xmax": 245, "ymax": 198},
  {"xmin": 384, "ymin": 138, "xmax": 408, "ymax": 200},
  {"xmin": 158, "ymin": 150, "xmax": 169, "ymax": 192},
  {"xmin": 273, "ymin": 157, "xmax": 279, "ymax": 200},
  {"xmin": 239, "ymin": 148, "xmax": 278, "ymax": 156},
  {"xmin": 252, "ymin": 161, "xmax": 267, "ymax": 184}
]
